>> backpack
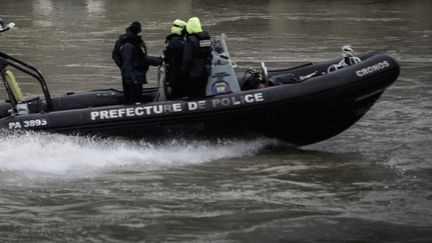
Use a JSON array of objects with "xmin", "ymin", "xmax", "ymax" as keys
[{"xmin": 112, "ymin": 34, "xmax": 127, "ymax": 68}]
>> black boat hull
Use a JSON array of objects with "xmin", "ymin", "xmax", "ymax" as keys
[{"xmin": 0, "ymin": 52, "xmax": 399, "ymax": 146}]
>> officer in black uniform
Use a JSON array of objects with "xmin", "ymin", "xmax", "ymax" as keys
[{"xmin": 120, "ymin": 21, "xmax": 162, "ymax": 103}]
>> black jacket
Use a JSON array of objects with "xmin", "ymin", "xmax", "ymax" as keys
[
  {"xmin": 121, "ymin": 30, "xmax": 161, "ymax": 84},
  {"xmin": 164, "ymin": 34, "xmax": 185, "ymax": 85},
  {"xmin": 180, "ymin": 31, "xmax": 212, "ymax": 80}
]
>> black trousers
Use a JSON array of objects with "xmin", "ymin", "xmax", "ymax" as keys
[
  {"xmin": 122, "ymin": 81, "xmax": 143, "ymax": 103},
  {"xmin": 169, "ymin": 77, "xmax": 185, "ymax": 99},
  {"xmin": 185, "ymin": 77, "xmax": 207, "ymax": 99}
]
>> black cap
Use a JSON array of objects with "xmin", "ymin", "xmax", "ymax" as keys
[{"xmin": 128, "ymin": 21, "xmax": 142, "ymax": 35}]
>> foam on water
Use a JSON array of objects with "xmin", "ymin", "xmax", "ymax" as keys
[{"xmin": 0, "ymin": 132, "xmax": 276, "ymax": 175}]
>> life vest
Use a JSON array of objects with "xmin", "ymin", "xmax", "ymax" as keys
[
  {"xmin": 191, "ymin": 32, "xmax": 212, "ymax": 59},
  {"xmin": 112, "ymin": 33, "xmax": 148, "ymax": 69},
  {"xmin": 164, "ymin": 34, "xmax": 183, "ymax": 62}
]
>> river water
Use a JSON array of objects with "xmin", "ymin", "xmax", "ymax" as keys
[{"xmin": 1, "ymin": 0, "xmax": 431, "ymax": 242}]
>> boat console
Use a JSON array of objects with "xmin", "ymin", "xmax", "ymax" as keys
[{"xmin": 205, "ymin": 33, "xmax": 241, "ymax": 96}]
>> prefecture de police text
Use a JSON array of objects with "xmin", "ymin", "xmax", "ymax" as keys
[{"xmin": 90, "ymin": 93, "xmax": 264, "ymax": 121}]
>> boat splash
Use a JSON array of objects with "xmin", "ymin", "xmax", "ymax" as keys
[{"xmin": 0, "ymin": 132, "xmax": 277, "ymax": 175}]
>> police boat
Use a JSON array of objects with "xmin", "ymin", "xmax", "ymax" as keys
[{"xmin": 0, "ymin": 34, "xmax": 399, "ymax": 146}]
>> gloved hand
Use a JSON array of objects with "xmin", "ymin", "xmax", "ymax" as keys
[
  {"xmin": 157, "ymin": 56, "xmax": 164, "ymax": 65},
  {"xmin": 133, "ymin": 80, "xmax": 142, "ymax": 85},
  {"xmin": 161, "ymin": 54, "xmax": 167, "ymax": 63}
]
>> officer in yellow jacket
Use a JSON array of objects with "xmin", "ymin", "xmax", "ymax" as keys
[
  {"xmin": 180, "ymin": 17, "xmax": 212, "ymax": 99},
  {"xmin": 164, "ymin": 19, "xmax": 187, "ymax": 99}
]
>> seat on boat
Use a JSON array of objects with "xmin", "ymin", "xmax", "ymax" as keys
[
  {"xmin": 1, "ymin": 69, "xmax": 33, "ymax": 115},
  {"xmin": 3, "ymin": 69, "xmax": 24, "ymax": 103}
]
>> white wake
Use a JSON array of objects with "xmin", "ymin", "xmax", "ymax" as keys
[{"xmin": 0, "ymin": 132, "xmax": 276, "ymax": 175}]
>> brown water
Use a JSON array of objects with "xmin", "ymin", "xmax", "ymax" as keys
[{"xmin": 1, "ymin": 0, "xmax": 432, "ymax": 242}]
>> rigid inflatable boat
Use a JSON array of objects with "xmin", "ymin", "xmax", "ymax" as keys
[{"xmin": 0, "ymin": 36, "xmax": 399, "ymax": 146}]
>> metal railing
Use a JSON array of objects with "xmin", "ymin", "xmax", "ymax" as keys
[{"xmin": 0, "ymin": 52, "xmax": 54, "ymax": 111}]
